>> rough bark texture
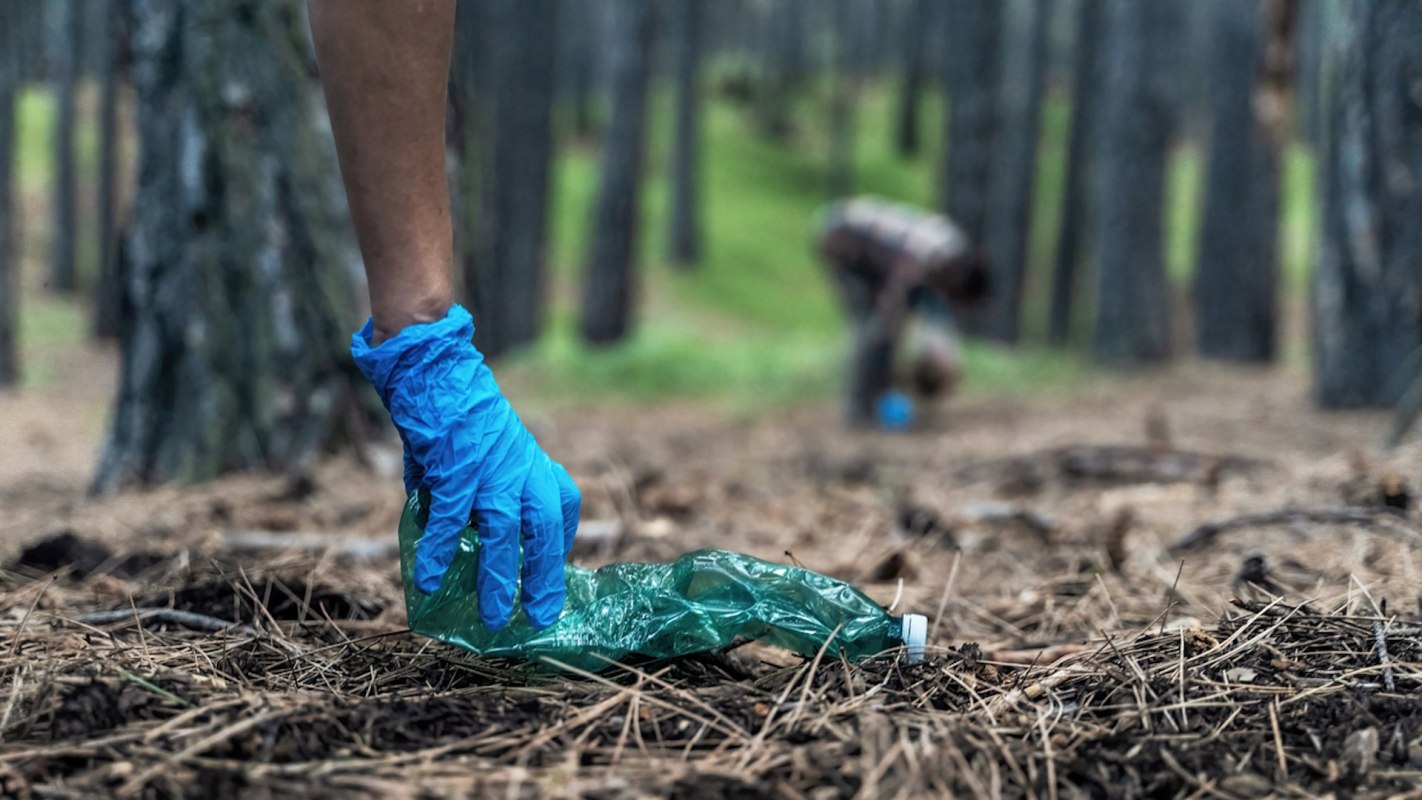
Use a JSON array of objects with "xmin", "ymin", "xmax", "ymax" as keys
[
  {"xmin": 50, "ymin": 0, "xmax": 81, "ymax": 293},
  {"xmin": 1091, "ymin": 0, "xmax": 1180, "ymax": 366},
  {"xmin": 579, "ymin": 0, "xmax": 654, "ymax": 345},
  {"xmin": 93, "ymin": 0, "xmax": 125, "ymax": 340},
  {"xmin": 894, "ymin": 0, "xmax": 930, "ymax": 157},
  {"xmin": 667, "ymin": 0, "xmax": 703, "ymax": 267},
  {"xmin": 1049, "ymin": 0, "xmax": 1105, "ymax": 345},
  {"xmin": 94, "ymin": 0, "xmax": 375, "ymax": 492},
  {"xmin": 1194, "ymin": 0, "xmax": 1292, "ymax": 363},
  {"xmin": 1313, "ymin": 2, "xmax": 1422, "ymax": 408},
  {"xmin": 978, "ymin": 0, "xmax": 1050, "ymax": 343},
  {"xmin": 0, "ymin": 3, "xmax": 19, "ymax": 387},
  {"xmin": 450, "ymin": 0, "xmax": 558, "ymax": 359},
  {"xmin": 940, "ymin": 0, "xmax": 1003, "ymax": 248}
]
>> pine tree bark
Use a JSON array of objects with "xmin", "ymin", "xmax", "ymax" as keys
[
  {"xmin": 1049, "ymin": 0, "xmax": 1106, "ymax": 345},
  {"xmin": 93, "ymin": 0, "xmax": 124, "ymax": 340},
  {"xmin": 50, "ymin": 0, "xmax": 81, "ymax": 293},
  {"xmin": 450, "ymin": 0, "xmax": 558, "ymax": 359},
  {"xmin": 826, "ymin": 0, "xmax": 858, "ymax": 198},
  {"xmin": 0, "ymin": 3, "xmax": 20, "ymax": 387},
  {"xmin": 94, "ymin": 0, "xmax": 376, "ymax": 492},
  {"xmin": 579, "ymin": 0, "xmax": 655, "ymax": 345},
  {"xmin": 978, "ymin": 0, "xmax": 1050, "ymax": 343},
  {"xmin": 562, "ymin": 0, "xmax": 597, "ymax": 139},
  {"xmin": 940, "ymin": 0, "xmax": 1003, "ymax": 247},
  {"xmin": 1314, "ymin": 1, "xmax": 1422, "ymax": 408},
  {"xmin": 1194, "ymin": 0, "xmax": 1292, "ymax": 363},
  {"xmin": 667, "ymin": 0, "xmax": 703, "ymax": 267},
  {"xmin": 1092, "ymin": 0, "xmax": 1181, "ymax": 366},
  {"xmin": 894, "ymin": 0, "xmax": 930, "ymax": 158}
]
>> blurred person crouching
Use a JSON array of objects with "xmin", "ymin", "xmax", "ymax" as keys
[{"xmin": 816, "ymin": 197, "xmax": 990, "ymax": 428}]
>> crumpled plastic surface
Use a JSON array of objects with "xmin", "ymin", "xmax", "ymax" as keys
[
  {"xmin": 398, "ymin": 492, "xmax": 904, "ymax": 672},
  {"xmin": 352, "ymin": 305, "xmax": 580, "ymax": 630}
]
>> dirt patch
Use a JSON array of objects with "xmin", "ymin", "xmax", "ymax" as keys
[{"xmin": 4, "ymin": 366, "xmax": 1422, "ymax": 796}]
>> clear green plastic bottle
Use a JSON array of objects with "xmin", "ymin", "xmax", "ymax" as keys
[{"xmin": 398, "ymin": 492, "xmax": 926, "ymax": 672}]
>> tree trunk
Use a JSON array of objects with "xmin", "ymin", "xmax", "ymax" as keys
[
  {"xmin": 579, "ymin": 0, "xmax": 655, "ymax": 345},
  {"xmin": 1194, "ymin": 0, "xmax": 1292, "ymax": 363},
  {"xmin": 978, "ymin": 0, "xmax": 1050, "ymax": 343},
  {"xmin": 1049, "ymin": 0, "xmax": 1106, "ymax": 345},
  {"xmin": 562, "ymin": 0, "xmax": 597, "ymax": 139},
  {"xmin": 0, "ymin": 3, "xmax": 20, "ymax": 387},
  {"xmin": 1313, "ymin": 1, "xmax": 1422, "ymax": 408},
  {"xmin": 826, "ymin": 0, "xmax": 857, "ymax": 198},
  {"xmin": 1294, "ymin": 0, "xmax": 1324, "ymax": 146},
  {"xmin": 94, "ymin": 0, "xmax": 375, "ymax": 492},
  {"xmin": 667, "ymin": 0, "xmax": 703, "ymax": 267},
  {"xmin": 894, "ymin": 0, "xmax": 930, "ymax": 158},
  {"xmin": 50, "ymin": 0, "xmax": 81, "ymax": 293},
  {"xmin": 92, "ymin": 0, "xmax": 124, "ymax": 340},
  {"xmin": 450, "ymin": 0, "xmax": 558, "ymax": 359},
  {"xmin": 1091, "ymin": 0, "xmax": 1180, "ymax": 366},
  {"xmin": 940, "ymin": 0, "xmax": 1003, "ymax": 248},
  {"xmin": 756, "ymin": 0, "xmax": 806, "ymax": 140}
]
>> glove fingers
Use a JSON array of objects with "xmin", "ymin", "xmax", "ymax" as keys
[
  {"xmin": 550, "ymin": 461, "xmax": 582, "ymax": 556},
  {"xmin": 414, "ymin": 475, "xmax": 477, "ymax": 596},
  {"xmin": 474, "ymin": 497, "xmax": 521, "ymax": 631},
  {"xmin": 519, "ymin": 459, "xmax": 567, "ymax": 629}
]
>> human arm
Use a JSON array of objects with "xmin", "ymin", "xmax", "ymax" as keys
[{"xmin": 308, "ymin": 1, "xmax": 580, "ymax": 629}]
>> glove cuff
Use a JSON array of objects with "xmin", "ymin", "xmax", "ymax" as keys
[{"xmin": 351, "ymin": 305, "xmax": 479, "ymax": 399}]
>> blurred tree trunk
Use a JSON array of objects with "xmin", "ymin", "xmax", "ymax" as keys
[
  {"xmin": 50, "ymin": 0, "xmax": 81, "ymax": 294},
  {"xmin": 1194, "ymin": 0, "xmax": 1294, "ymax": 363},
  {"xmin": 1314, "ymin": 1, "xmax": 1422, "ymax": 408},
  {"xmin": 757, "ymin": 0, "xmax": 806, "ymax": 139},
  {"xmin": 1294, "ymin": 0, "xmax": 1324, "ymax": 147},
  {"xmin": 940, "ymin": 0, "xmax": 1003, "ymax": 248},
  {"xmin": 94, "ymin": 0, "xmax": 374, "ymax": 492},
  {"xmin": 0, "ymin": 3, "xmax": 20, "ymax": 387},
  {"xmin": 1049, "ymin": 0, "xmax": 1106, "ymax": 345},
  {"xmin": 894, "ymin": 0, "xmax": 930, "ymax": 157},
  {"xmin": 667, "ymin": 0, "xmax": 703, "ymax": 267},
  {"xmin": 562, "ymin": 0, "xmax": 597, "ymax": 139},
  {"xmin": 580, "ymin": 0, "xmax": 654, "ymax": 344},
  {"xmin": 826, "ymin": 0, "xmax": 858, "ymax": 198},
  {"xmin": 451, "ymin": 0, "xmax": 558, "ymax": 359},
  {"xmin": 93, "ymin": 0, "xmax": 125, "ymax": 340},
  {"xmin": 978, "ymin": 0, "xmax": 1050, "ymax": 343},
  {"xmin": 1091, "ymin": 0, "xmax": 1181, "ymax": 366}
]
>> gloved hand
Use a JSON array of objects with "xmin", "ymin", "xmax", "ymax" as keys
[{"xmin": 351, "ymin": 305, "xmax": 580, "ymax": 630}]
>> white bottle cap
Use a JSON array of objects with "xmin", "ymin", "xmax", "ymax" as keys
[{"xmin": 901, "ymin": 614, "xmax": 927, "ymax": 662}]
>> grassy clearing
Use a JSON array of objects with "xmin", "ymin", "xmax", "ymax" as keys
[{"xmin": 510, "ymin": 81, "xmax": 1089, "ymax": 410}]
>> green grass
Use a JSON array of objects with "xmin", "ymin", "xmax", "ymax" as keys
[{"xmin": 508, "ymin": 80, "xmax": 1090, "ymax": 411}]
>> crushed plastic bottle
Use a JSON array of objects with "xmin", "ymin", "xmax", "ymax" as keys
[{"xmin": 398, "ymin": 492, "xmax": 926, "ymax": 672}]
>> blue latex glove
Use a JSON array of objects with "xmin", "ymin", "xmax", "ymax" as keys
[{"xmin": 351, "ymin": 305, "xmax": 581, "ymax": 630}]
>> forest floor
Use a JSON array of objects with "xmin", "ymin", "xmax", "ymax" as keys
[{"xmin": 4, "ymin": 348, "xmax": 1422, "ymax": 798}]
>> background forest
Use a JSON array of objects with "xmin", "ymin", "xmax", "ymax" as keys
[
  {"xmin": 7, "ymin": 2, "xmax": 1422, "ymax": 798},
  {"xmin": 2, "ymin": 0, "xmax": 1416, "ymax": 491}
]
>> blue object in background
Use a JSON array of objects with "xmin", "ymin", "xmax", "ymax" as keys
[{"xmin": 876, "ymin": 390, "xmax": 915, "ymax": 430}]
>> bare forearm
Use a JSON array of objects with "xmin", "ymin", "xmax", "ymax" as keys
[{"xmin": 308, "ymin": 0, "xmax": 456, "ymax": 343}]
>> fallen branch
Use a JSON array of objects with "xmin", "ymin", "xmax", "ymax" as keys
[
  {"xmin": 71, "ymin": 608, "xmax": 257, "ymax": 637},
  {"xmin": 1168, "ymin": 506, "xmax": 1408, "ymax": 555},
  {"xmin": 955, "ymin": 445, "xmax": 1267, "ymax": 490},
  {"xmin": 1373, "ymin": 622, "xmax": 1396, "ymax": 692}
]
